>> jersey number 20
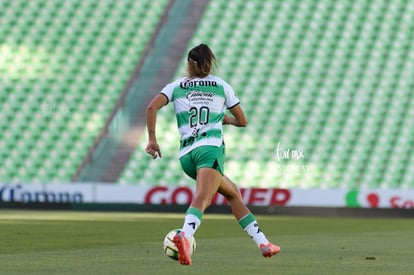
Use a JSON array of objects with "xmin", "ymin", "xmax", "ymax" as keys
[{"xmin": 189, "ymin": 106, "xmax": 210, "ymax": 128}]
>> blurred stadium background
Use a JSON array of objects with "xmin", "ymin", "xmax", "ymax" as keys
[{"xmin": 1, "ymin": 0, "xmax": 413, "ymax": 194}]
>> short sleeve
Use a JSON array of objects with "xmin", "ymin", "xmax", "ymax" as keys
[
  {"xmin": 223, "ymin": 81, "xmax": 240, "ymax": 109},
  {"xmin": 160, "ymin": 82, "xmax": 175, "ymax": 104}
]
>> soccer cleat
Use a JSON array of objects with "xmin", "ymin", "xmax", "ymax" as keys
[
  {"xmin": 260, "ymin": 243, "xmax": 281, "ymax": 258},
  {"xmin": 173, "ymin": 232, "xmax": 192, "ymax": 265}
]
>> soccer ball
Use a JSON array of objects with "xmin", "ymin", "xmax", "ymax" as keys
[{"xmin": 163, "ymin": 229, "xmax": 196, "ymax": 261}]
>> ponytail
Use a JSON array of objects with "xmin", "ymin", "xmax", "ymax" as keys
[{"xmin": 187, "ymin": 44, "xmax": 218, "ymax": 78}]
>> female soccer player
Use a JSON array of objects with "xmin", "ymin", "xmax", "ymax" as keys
[{"xmin": 145, "ymin": 44, "xmax": 280, "ymax": 265}]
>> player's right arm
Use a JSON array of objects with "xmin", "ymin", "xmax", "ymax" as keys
[{"xmin": 145, "ymin": 93, "xmax": 168, "ymax": 159}]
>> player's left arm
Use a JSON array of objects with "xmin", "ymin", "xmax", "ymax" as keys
[
  {"xmin": 145, "ymin": 93, "xmax": 168, "ymax": 159},
  {"xmin": 222, "ymin": 80, "xmax": 247, "ymax": 127},
  {"xmin": 223, "ymin": 104, "xmax": 248, "ymax": 127}
]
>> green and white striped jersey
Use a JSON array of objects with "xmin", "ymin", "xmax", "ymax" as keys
[{"xmin": 160, "ymin": 75, "xmax": 240, "ymax": 158}]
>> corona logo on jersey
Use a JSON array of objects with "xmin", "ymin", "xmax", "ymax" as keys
[
  {"xmin": 345, "ymin": 189, "xmax": 414, "ymax": 209},
  {"xmin": 179, "ymin": 80, "xmax": 217, "ymax": 89}
]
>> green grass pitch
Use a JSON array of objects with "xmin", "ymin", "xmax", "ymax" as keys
[{"xmin": 1, "ymin": 210, "xmax": 414, "ymax": 274}]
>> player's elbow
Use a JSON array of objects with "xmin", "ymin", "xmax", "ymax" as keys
[
  {"xmin": 146, "ymin": 104, "xmax": 157, "ymax": 115},
  {"xmin": 238, "ymin": 118, "xmax": 248, "ymax": 127}
]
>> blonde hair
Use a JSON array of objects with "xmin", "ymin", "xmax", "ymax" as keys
[{"xmin": 187, "ymin": 44, "xmax": 218, "ymax": 78}]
